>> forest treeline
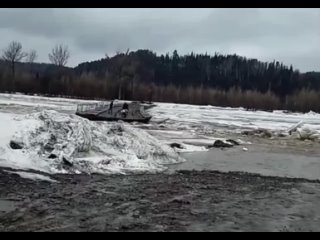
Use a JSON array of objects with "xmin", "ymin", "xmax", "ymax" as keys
[{"xmin": 1, "ymin": 44, "xmax": 320, "ymax": 112}]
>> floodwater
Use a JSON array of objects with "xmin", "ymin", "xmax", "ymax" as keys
[{"xmin": 173, "ymin": 142, "xmax": 320, "ymax": 180}]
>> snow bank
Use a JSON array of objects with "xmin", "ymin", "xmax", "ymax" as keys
[{"xmin": 0, "ymin": 110, "xmax": 184, "ymax": 174}]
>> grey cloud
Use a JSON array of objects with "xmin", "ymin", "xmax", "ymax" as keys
[{"xmin": 0, "ymin": 8, "xmax": 319, "ymax": 72}]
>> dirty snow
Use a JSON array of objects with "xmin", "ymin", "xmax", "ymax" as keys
[{"xmin": 0, "ymin": 110, "xmax": 184, "ymax": 175}]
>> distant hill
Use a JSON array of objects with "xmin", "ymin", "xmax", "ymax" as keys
[{"xmin": 74, "ymin": 49, "xmax": 320, "ymax": 96}]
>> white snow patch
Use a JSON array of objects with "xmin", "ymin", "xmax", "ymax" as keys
[
  {"xmin": 177, "ymin": 144, "xmax": 209, "ymax": 153},
  {"xmin": 297, "ymin": 127, "xmax": 320, "ymax": 141},
  {"xmin": 165, "ymin": 141, "xmax": 209, "ymax": 153},
  {"xmin": 5, "ymin": 171, "xmax": 58, "ymax": 183},
  {"xmin": 149, "ymin": 102, "xmax": 320, "ymax": 135}
]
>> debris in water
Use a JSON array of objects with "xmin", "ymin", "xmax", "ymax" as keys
[
  {"xmin": 62, "ymin": 157, "xmax": 73, "ymax": 167},
  {"xmin": 287, "ymin": 121, "xmax": 304, "ymax": 135},
  {"xmin": 9, "ymin": 141, "xmax": 23, "ymax": 150},
  {"xmin": 212, "ymin": 140, "xmax": 233, "ymax": 148},
  {"xmin": 170, "ymin": 143, "xmax": 184, "ymax": 149},
  {"xmin": 242, "ymin": 129, "xmax": 272, "ymax": 138},
  {"xmin": 48, "ymin": 154, "xmax": 57, "ymax": 159}
]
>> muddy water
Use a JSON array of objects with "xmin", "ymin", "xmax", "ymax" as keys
[
  {"xmin": 0, "ymin": 200, "xmax": 17, "ymax": 213},
  {"xmin": 173, "ymin": 143, "xmax": 320, "ymax": 180}
]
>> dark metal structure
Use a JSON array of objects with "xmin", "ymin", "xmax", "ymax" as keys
[{"xmin": 76, "ymin": 101, "xmax": 153, "ymax": 123}]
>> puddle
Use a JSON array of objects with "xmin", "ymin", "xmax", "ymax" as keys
[{"xmin": 0, "ymin": 199, "xmax": 17, "ymax": 213}]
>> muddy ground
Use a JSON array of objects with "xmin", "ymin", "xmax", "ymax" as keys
[{"xmin": 1, "ymin": 168, "xmax": 320, "ymax": 232}]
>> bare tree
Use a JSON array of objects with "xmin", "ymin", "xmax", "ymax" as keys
[
  {"xmin": 26, "ymin": 49, "xmax": 38, "ymax": 64},
  {"xmin": 1, "ymin": 41, "xmax": 27, "ymax": 77},
  {"xmin": 48, "ymin": 44, "xmax": 70, "ymax": 66}
]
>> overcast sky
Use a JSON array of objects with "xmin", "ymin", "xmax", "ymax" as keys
[{"xmin": 0, "ymin": 8, "xmax": 319, "ymax": 72}]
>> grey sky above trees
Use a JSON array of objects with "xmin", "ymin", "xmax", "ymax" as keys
[{"xmin": 0, "ymin": 8, "xmax": 319, "ymax": 72}]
